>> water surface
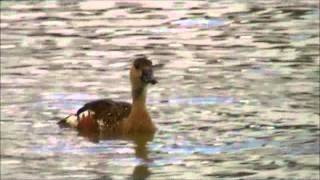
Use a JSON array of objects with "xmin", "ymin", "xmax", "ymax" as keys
[{"xmin": 1, "ymin": 0, "xmax": 319, "ymax": 179}]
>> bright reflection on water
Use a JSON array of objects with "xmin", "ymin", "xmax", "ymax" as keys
[{"xmin": 1, "ymin": 0, "xmax": 319, "ymax": 179}]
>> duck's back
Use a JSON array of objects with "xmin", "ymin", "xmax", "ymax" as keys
[
  {"xmin": 78, "ymin": 99, "xmax": 131, "ymax": 122},
  {"xmin": 60, "ymin": 99, "xmax": 131, "ymax": 133}
]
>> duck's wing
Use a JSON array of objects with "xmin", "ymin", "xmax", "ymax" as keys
[
  {"xmin": 58, "ymin": 99, "xmax": 131, "ymax": 131},
  {"xmin": 77, "ymin": 99, "xmax": 132, "ymax": 127}
]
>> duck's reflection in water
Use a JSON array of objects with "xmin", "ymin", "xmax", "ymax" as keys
[
  {"xmin": 132, "ymin": 164, "xmax": 151, "ymax": 180},
  {"xmin": 131, "ymin": 134, "xmax": 153, "ymax": 180},
  {"xmin": 79, "ymin": 130, "xmax": 154, "ymax": 180}
]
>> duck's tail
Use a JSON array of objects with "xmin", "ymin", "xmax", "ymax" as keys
[{"xmin": 57, "ymin": 114, "xmax": 78, "ymax": 128}]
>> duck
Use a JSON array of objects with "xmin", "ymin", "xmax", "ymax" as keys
[{"xmin": 58, "ymin": 55, "xmax": 158, "ymax": 138}]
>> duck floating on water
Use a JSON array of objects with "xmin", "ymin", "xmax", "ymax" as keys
[{"xmin": 58, "ymin": 55, "xmax": 158, "ymax": 138}]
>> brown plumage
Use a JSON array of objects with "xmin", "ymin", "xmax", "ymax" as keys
[{"xmin": 58, "ymin": 55, "xmax": 157, "ymax": 137}]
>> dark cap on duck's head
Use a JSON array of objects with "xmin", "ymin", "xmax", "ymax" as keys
[
  {"xmin": 133, "ymin": 55, "xmax": 152, "ymax": 69},
  {"xmin": 131, "ymin": 55, "xmax": 157, "ymax": 85}
]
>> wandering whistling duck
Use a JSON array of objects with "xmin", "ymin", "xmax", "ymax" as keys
[{"xmin": 58, "ymin": 55, "xmax": 158, "ymax": 137}]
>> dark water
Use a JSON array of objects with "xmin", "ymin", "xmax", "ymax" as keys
[{"xmin": 1, "ymin": 0, "xmax": 319, "ymax": 179}]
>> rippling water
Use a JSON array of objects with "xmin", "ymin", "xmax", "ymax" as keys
[{"xmin": 1, "ymin": 0, "xmax": 319, "ymax": 179}]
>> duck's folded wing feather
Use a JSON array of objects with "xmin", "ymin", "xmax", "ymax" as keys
[{"xmin": 76, "ymin": 99, "xmax": 131, "ymax": 126}]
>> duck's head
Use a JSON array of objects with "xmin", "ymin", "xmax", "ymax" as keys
[{"xmin": 130, "ymin": 55, "xmax": 157, "ymax": 88}]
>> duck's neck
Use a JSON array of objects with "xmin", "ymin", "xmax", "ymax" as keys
[
  {"xmin": 125, "ymin": 85, "xmax": 155, "ymax": 133},
  {"xmin": 131, "ymin": 86, "xmax": 147, "ymax": 110},
  {"xmin": 129, "ymin": 85, "xmax": 151, "ymax": 122}
]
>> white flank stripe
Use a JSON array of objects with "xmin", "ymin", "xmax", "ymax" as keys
[{"xmin": 65, "ymin": 115, "xmax": 78, "ymax": 128}]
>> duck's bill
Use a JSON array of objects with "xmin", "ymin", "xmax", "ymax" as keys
[
  {"xmin": 141, "ymin": 69, "xmax": 158, "ymax": 85},
  {"xmin": 142, "ymin": 76, "xmax": 158, "ymax": 84},
  {"xmin": 148, "ymin": 79, "xmax": 158, "ymax": 85}
]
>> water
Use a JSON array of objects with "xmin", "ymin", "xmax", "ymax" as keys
[{"xmin": 1, "ymin": 0, "xmax": 319, "ymax": 179}]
